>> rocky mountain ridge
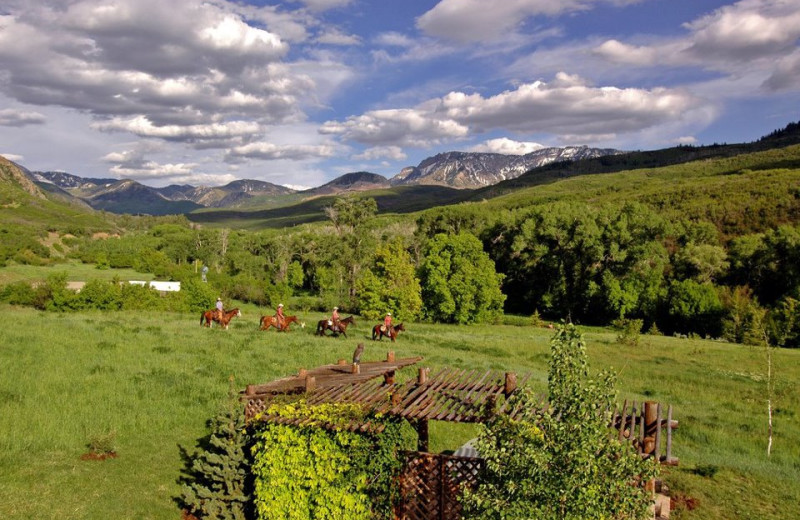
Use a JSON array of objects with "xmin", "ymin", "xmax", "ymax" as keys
[{"xmin": 390, "ymin": 146, "xmax": 621, "ymax": 189}]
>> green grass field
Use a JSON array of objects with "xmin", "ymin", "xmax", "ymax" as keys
[
  {"xmin": 0, "ymin": 304, "xmax": 798, "ymax": 519},
  {"xmin": 0, "ymin": 260, "xmax": 154, "ymax": 286}
]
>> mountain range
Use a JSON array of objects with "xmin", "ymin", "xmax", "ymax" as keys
[
  {"xmin": 22, "ymin": 145, "xmax": 620, "ymax": 215},
  {"xmin": 391, "ymin": 146, "xmax": 619, "ymax": 188}
]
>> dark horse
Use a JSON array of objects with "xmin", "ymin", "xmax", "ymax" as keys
[
  {"xmin": 316, "ymin": 315, "xmax": 355, "ymax": 337},
  {"xmin": 201, "ymin": 308, "xmax": 241, "ymax": 330},
  {"xmin": 372, "ymin": 322, "xmax": 405, "ymax": 342},
  {"xmin": 259, "ymin": 314, "xmax": 301, "ymax": 332}
]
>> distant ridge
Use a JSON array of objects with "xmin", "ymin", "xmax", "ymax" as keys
[
  {"xmin": 471, "ymin": 120, "xmax": 800, "ymax": 199},
  {"xmin": 305, "ymin": 171, "xmax": 390, "ymax": 196},
  {"xmin": 31, "ymin": 172, "xmax": 294, "ymax": 215},
  {"xmin": 391, "ymin": 146, "xmax": 620, "ymax": 189}
]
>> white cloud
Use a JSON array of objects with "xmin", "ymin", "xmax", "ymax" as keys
[
  {"xmin": 109, "ymin": 161, "xmax": 198, "ymax": 179},
  {"xmin": 316, "ymin": 28, "xmax": 361, "ymax": 46},
  {"xmin": 593, "ymin": 0, "xmax": 800, "ymax": 91},
  {"xmin": 320, "ymin": 108, "xmax": 469, "ymax": 147},
  {"xmin": 92, "ymin": 116, "xmax": 261, "ymax": 146},
  {"xmin": 283, "ymin": 183, "xmax": 312, "ymax": 190},
  {"xmin": 0, "ymin": 0, "xmax": 337, "ymax": 153},
  {"xmin": 469, "ymin": 138, "xmax": 545, "ymax": 154},
  {"xmin": 1, "ymin": 153, "xmax": 25, "ymax": 162},
  {"xmin": 0, "ymin": 108, "xmax": 46, "ymax": 127},
  {"xmin": 417, "ymin": 0, "xmax": 632, "ymax": 42},
  {"xmin": 298, "ymin": 0, "xmax": 354, "ymax": 12},
  {"xmin": 322, "ymin": 73, "xmax": 703, "ymax": 147},
  {"xmin": 353, "ymin": 146, "xmax": 407, "ymax": 161},
  {"xmin": 225, "ymin": 142, "xmax": 336, "ymax": 161},
  {"xmin": 763, "ymin": 49, "xmax": 800, "ymax": 91}
]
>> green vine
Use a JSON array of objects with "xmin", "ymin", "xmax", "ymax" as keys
[{"xmin": 250, "ymin": 400, "xmax": 414, "ymax": 520}]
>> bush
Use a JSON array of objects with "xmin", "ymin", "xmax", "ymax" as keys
[
  {"xmin": 613, "ymin": 318, "xmax": 644, "ymax": 346},
  {"xmin": 0, "ymin": 281, "xmax": 36, "ymax": 306},
  {"xmin": 462, "ymin": 324, "xmax": 657, "ymax": 520},
  {"xmin": 250, "ymin": 401, "xmax": 414, "ymax": 520}
]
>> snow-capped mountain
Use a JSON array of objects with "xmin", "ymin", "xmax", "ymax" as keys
[{"xmin": 391, "ymin": 146, "xmax": 621, "ymax": 189}]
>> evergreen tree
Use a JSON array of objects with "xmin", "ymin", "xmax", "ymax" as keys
[{"xmin": 178, "ymin": 379, "xmax": 253, "ymax": 520}]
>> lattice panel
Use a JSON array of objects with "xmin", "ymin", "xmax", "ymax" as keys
[{"xmin": 397, "ymin": 452, "xmax": 484, "ymax": 520}]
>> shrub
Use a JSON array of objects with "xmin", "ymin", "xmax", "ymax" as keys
[
  {"xmin": 250, "ymin": 401, "xmax": 414, "ymax": 520},
  {"xmin": 0, "ymin": 281, "xmax": 36, "ymax": 306},
  {"xmin": 462, "ymin": 324, "xmax": 657, "ymax": 520},
  {"xmin": 613, "ymin": 317, "xmax": 644, "ymax": 346}
]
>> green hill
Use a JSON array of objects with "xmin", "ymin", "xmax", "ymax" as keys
[
  {"xmin": 187, "ymin": 185, "xmax": 466, "ymax": 229},
  {"xmin": 0, "ymin": 156, "xmax": 117, "ymax": 266}
]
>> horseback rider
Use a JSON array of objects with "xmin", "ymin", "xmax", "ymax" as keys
[
  {"xmin": 215, "ymin": 297, "xmax": 224, "ymax": 321},
  {"xmin": 275, "ymin": 303, "xmax": 285, "ymax": 331},
  {"xmin": 330, "ymin": 306, "xmax": 340, "ymax": 332},
  {"xmin": 381, "ymin": 312, "xmax": 392, "ymax": 333}
]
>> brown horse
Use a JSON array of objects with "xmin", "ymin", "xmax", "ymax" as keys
[
  {"xmin": 372, "ymin": 322, "xmax": 405, "ymax": 342},
  {"xmin": 316, "ymin": 315, "xmax": 355, "ymax": 337},
  {"xmin": 259, "ymin": 314, "xmax": 300, "ymax": 331},
  {"xmin": 201, "ymin": 308, "xmax": 241, "ymax": 329}
]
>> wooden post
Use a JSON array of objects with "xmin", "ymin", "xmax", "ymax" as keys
[
  {"xmin": 387, "ymin": 351, "xmax": 395, "ymax": 362},
  {"xmin": 337, "ymin": 359, "xmax": 346, "ymax": 366},
  {"xmin": 416, "ymin": 419, "xmax": 429, "ymax": 452},
  {"xmin": 384, "ymin": 370, "xmax": 395, "ymax": 385},
  {"xmin": 418, "ymin": 367, "xmax": 428, "ymax": 385},
  {"xmin": 618, "ymin": 400, "xmax": 628, "ymax": 441},
  {"xmin": 644, "ymin": 401, "xmax": 658, "ymax": 434},
  {"xmin": 352, "ymin": 363, "xmax": 360, "ymax": 374},
  {"xmin": 298, "ymin": 368, "xmax": 307, "ymax": 378},
  {"xmin": 655, "ymin": 403, "xmax": 662, "ymax": 462},
  {"xmin": 245, "ymin": 384, "xmax": 255, "ymax": 395},
  {"xmin": 504, "ymin": 372, "xmax": 517, "ymax": 397},
  {"xmin": 304, "ymin": 376, "xmax": 316, "ymax": 393},
  {"xmin": 666, "ymin": 405, "xmax": 673, "ymax": 463}
]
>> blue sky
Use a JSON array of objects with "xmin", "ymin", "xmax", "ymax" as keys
[{"xmin": 0, "ymin": 0, "xmax": 798, "ymax": 188}]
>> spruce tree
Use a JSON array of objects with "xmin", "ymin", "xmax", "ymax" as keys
[{"xmin": 178, "ymin": 378, "xmax": 252, "ymax": 520}]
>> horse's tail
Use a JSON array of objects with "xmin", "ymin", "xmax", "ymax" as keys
[
  {"xmin": 372, "ymin": 326, "xmax": 377, "ymax": 341},
  {"xmin": 200, "ymin": 312, "xmax": 205, "ymax": 326}
]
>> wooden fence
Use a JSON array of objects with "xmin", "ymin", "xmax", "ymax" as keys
[{"xmin": 611, "ymin": 399, "xmax": 678, "ymax": 465}]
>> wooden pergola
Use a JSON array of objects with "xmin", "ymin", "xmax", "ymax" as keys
[
  {"xmin": 242, "ymin": 351, "xmax": 528, "ymax": 450},
  {"xmin": 242, "ymin": 351, "xmax": 678, "ymax": 520}
]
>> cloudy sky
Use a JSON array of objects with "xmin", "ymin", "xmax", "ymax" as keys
[{"xmin": 1, "ymin": 0, "xmax": 798, "ymax": 188}]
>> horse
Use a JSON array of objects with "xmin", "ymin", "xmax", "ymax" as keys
[
  {"xmin": 316, "ymin": 315, "xmax": 356, "ymax": 337},
  {"xmin": 259, "ymin": 314, "xmax": 300, "ymax": 332},
  {"xmin": 372, "ymin": 322, "xmax": 405, "ymax": 342},
  {"xmin": 201, "ymin": 308, "xmax": 241, "ymax": 330}
]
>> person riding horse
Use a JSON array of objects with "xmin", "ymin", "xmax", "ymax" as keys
[
  {"xmin": 330, "ymin": 306, "xmax": 340, "ymax": 332},
  {"xmin": 381, "ymin": 312, "xmax": 392, "ymax": 333},
  {"xmin": 275, "ymin": 303, "xmax": 285, "ymax": 331},
  {"xmin": 215, "ymin": 297, "xmax": 224, "ymax": 321}
]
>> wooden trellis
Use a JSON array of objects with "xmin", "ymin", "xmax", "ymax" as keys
[
  {"xmin": 242, "ymin": 352, "xmax": 679, "ymax": 520},
  {"xmin": 395, "ymin": 452, "xmax": 484, "ymax": 520}
]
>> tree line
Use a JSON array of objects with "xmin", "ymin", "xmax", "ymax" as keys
[{"xmin": 3, "ymin": 179, "xmax": 800, "ymax": 347}]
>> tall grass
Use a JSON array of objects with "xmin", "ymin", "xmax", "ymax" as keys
[{"xmin": 0, "ymin": 304, "xmax": 797, "ymax": 519}]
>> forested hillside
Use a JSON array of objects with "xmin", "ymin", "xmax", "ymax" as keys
[{"xmin": 3, "ymin": 132, "xmax": 800, "ymax": 347}]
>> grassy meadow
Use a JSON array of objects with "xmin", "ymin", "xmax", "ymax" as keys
[
  {"xmin": 0, "ymin": 303, "xmax": 798, "ymax": 519},
  {"xmin": 0, "ymin": 259, "xmax": 154, "ymax": 286}
]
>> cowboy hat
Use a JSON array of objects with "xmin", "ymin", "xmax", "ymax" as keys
[{"xmin": 278, "ymin": 303, "xmax": 284, "ymax": 307}]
